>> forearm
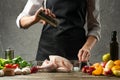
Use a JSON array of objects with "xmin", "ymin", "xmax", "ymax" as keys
[
  {"xmin": 19, "ymin": 8, "xmax": 56, "ymax": 29},
  {"xmin": 78, "ymin": 35, "xmax": 97, "ymax": 62},
  {"xmin": 20, "ymin": 15, "xmax": 37, "ymax": 29},
  {"xmin": 82, "ymin": 35, "xmax": 97, "ymax": 50},
  {"xmin": 78, "ymin": 0, "xmax": 100, "ymax": 62}
]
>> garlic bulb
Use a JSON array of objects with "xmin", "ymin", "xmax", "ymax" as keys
[
  {"xmin": 0, "ymin": 70, "xmax": 4, "ymax": 77},
  {"xmin": 14, "ymin": 67, "xmax": 22, "ymax": 75},
  {"xmin": 22, "ymin": 67, "xmax": 31, "ymax": 75}
]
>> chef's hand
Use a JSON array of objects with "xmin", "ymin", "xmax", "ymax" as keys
[
  {"xmin": 78, "ymin": 47, "xmax": 91, "ymax": 62},
  {"xmin": 77, "ymin": 36, "xmax": 97, "ymax": 62},
  {"xmin": 34, "ymin": 7, "xmax": 56, "ymax": 25}
]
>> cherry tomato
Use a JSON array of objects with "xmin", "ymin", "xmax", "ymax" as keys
[
  {"xmin": 5, "ymin": 64, "xmax": 12, "ymax": 68},
  {"xmin": 12, "ymin": 64, "xmax": 19, "ymax": 68}
]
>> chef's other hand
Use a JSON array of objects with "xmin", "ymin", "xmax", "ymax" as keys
[
  {"xmin": 34, "ymin": 7, "xmax": 56, "ymax": 25},
  {"xmin": 78, "ymin": 48, "xmax": 91, "ymax": 62}
]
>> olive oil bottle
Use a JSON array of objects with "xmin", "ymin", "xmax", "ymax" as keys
[{"xmin": 110, "ymin": 31, "xmax": 119, "ymax": 60}]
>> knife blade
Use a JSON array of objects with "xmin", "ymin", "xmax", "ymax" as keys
[{"xmin": 87, "ymin": 61, "xmax": 91, "ymax": 66}]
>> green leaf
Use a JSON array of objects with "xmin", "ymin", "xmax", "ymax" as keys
[
  {"xmin": 12, "ymin": 56, "xmax": 23, "ymax": 64},
  {"xmin": 19, "ymin": 60, "xmax": 29, "ymax": 68},
  {"xmin": 0, "ymin": 65, "xmax": 4, "ymax": 70}
]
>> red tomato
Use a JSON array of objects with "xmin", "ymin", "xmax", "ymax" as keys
[
  {"xmin": 12, "ymin": 64, "xmax": 19, "ymax": 68},
  {"xmin": 5, "ymin": 64, "xmax": 12, "ymax": 68}
]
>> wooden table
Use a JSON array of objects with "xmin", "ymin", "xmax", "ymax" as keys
[{"xmin": 1, "ymin": 72, "xmax": 120, "ymax": 80}]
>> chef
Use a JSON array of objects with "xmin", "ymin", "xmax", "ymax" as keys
[{"xmin": 16, "ymin": 0, "xmax": 101, "ymax": 65}]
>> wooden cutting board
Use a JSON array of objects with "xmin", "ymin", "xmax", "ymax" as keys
[{"xmin": 1, "ymin": 72, "xmax": 120, "ymax": 80}]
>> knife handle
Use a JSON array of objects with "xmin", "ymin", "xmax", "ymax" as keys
[{"xmin": 80, "ymin": 62, "xmax": 87, "ymax": 69}]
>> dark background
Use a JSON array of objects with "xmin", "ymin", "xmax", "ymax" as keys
[{"xmin": 0, "ymin": 0, "xmax": 120, "ymax": 63}]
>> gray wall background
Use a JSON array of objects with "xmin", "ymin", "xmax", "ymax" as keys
[{"xmin": 0, "ymin": 0, "xmax": 120, "ymax": 63}]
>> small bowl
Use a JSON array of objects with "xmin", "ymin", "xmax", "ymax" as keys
[
  {"xmin": 3, "ymin": 68, "xmax": 15, "ymax": 76},
  {"xmin": 70, "ymin": 60, "xmax": 80, "ymax": 72}
]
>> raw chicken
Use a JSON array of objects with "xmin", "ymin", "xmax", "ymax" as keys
[
  {"xmin": 38, "ymin": 59, "xmax": 57, "ymax": 71},
  {"xmin": 37, "ymin": 55, "xmax": 73, "ymax": 72}
]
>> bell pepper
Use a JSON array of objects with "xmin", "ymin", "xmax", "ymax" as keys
[{"xmin": 0, "ymin": 58, "xmax": 12, "ymax": 66}]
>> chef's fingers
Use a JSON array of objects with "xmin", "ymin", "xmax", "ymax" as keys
[
  {"xmin": 83, "ymin": 51, "xmax": 90, "ymax": 62},
  {"xmin": 33, "ymin": 7, "xmax": 45, "ymax": 22},
  {"xmin": 39, "ymin": 19, "xmax": 46, "ymax": 25},
  {"xmin": 78, "ymin": 49, "xmax": 84, "ymax": 62},
  {"xmin": 78, "ymin": 49, "xmax": 90, "ymax": 62},
  {"xmin": 81, "ymin": 50, "xmax": 87, "ymax": 62},
  {"xmin": 36, "ymin": 7, "xmax": 44, "ymax": 16},
  {"xmin": 81, "ymin": 49, "xmax": 90, "ymax": 62},
  {"xmin": 45, "ymin": 9, "xmax": 56, "ymax": 18}
]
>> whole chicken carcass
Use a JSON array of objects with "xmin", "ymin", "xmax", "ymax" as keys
[{"xmin": 38, "ymin": 55, "xmax": 73, "ymax": 72}]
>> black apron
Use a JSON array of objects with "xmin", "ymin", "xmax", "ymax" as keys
[{"xmin": 36, "ymin": 0, "xmax": 87, "ymax": 61}]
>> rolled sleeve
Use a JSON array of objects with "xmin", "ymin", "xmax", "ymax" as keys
[
  {"xmin": 16, "ymin": 0, "xmax": 43, "ymax": 28},
  {"xmin": 16, "ymin": 12, "xmax": 29, "ymax": 28},
  {"xmin": 87, "ymin": 0, "xmax": 101, "ymax": 41}
]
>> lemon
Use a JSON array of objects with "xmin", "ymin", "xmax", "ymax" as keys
[
  {"xmin": 112, "ymin": 70, "xmax": 120, "ymax": 77},
  {"xmin": 105, "ymin": 60, "xmax": 114, "ymax": 69},
  {"xmin": 102, "ymin": 53, "xmax": 111, "ymax": 62}
]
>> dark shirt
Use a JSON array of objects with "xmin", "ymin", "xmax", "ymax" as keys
[
  {"xmin": 36, "ymin": 0, "xmax": 87, "ymax": 60},
  {"xmin": 16, "ymin": 0, "xmax": 101, "ymax": 61}
]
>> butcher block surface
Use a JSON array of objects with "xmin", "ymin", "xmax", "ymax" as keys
[{"xmin": 1, "ymin": 72, "xmax": 120, "ymax": 80}]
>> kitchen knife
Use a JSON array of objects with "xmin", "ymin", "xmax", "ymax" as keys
[
  {"xmin": 87, "ymin": 61, "xmax": 91, "ymax": 66},
  {"xmin": 79, "ymin": 61, "xmax": 91, "ymax": 70}
]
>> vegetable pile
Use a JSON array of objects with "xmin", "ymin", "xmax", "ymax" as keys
[
  {"xmin": 0, "ymin": 56, "xmax": 30, "ymax": 69},
  {"xmin": 0, "ymin": 56, "xmax": 38, "ymax": 77}
]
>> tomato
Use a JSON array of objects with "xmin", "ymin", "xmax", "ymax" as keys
[
  {"xmin": 5, "ymin": 64, "xmax": 12, "ymax": 68},
  {"xmin": 5, "ymin": 64, "xmax": 19, "ymax": 68},
  {"xmin": 12, "ymin": 64, "xmax": 19, "ymax": 68}
]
